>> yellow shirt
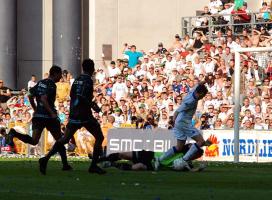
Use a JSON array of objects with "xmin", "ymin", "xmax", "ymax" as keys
[{"xmin": 56, "ymin": 82, "xmax": 70, "ymax": 101}]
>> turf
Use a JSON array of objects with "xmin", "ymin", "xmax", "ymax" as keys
[{"xmin": 0, "ymin": 158, "xmax": 272, "ymax": 200}]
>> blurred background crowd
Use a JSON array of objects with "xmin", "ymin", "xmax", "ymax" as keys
[{"xmin": 0, "ymin": 0, "xmax": 272, "ymax": 152}]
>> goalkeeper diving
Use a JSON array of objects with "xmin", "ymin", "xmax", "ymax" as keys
[{"xmin": 97, "ymin": 142, "xmax": 211, "ymax": 171}]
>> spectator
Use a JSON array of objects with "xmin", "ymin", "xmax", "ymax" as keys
[
  {"xmin": 231, "ymin": 2, "xmax": 251, "ymax": 33},
  {"xmin": 123, "ymin": 44, "xmax": 143, "ymax": 68},
  {"xmin": 27, "ymin": 75, "xmax": 37, "ymax": 90},
  {"xmin": 112, "ymin": 75, "xmax": 128, "ymax": 101},
  {"xmin": 56, "ymin": 77, "xmax": 70, "ymax": 102}
]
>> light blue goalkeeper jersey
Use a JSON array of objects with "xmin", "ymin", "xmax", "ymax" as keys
[{"xmin": 175, "ymin": 86, "xmax": 198, "ymax": 127}]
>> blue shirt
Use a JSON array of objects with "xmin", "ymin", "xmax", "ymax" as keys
[
  {"xmin": 175, "ymin": 86, "xmax": 198, "ymax": 127},
  {"xmin": 125, "ymin": 51, "xmax": 143, "ymax": 68}
]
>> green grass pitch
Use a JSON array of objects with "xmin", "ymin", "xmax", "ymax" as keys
[{"xmin": 0, "ymin": 158, "xmax": 272, "ymax": 200}]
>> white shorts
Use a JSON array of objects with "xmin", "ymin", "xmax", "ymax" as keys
[{"xmin": 172, "ymin": 124, "xmax": 202, "ymax": 141}]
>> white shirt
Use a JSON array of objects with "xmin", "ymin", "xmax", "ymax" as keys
[
  {"xmin": 204, "ymin": 61, "xmax": 215, "ymax": 74},
  {"xmin": 209, "ymin": 0, "xmax": 223, "ymax": 14},
  {"xmin": 96, "ymin": 72, "xmax": 106, "ymax": 84},
  {"xmin": 108, "ymin": 67, "xmax": 121, "ymax": 77},
  {"xmin": 27, "ymin": 80, "xmax": 36, "ymax": 90},
  {"xmin": 112, "ymin": 82, "xmax": 128, "ymax": 101},
  {"xmin": 112, "ymin": 114, "xmax": 125, "ymax": 128},
  {"xmin": 193, "ymin": 63, "xmax": 204, "ymax": 76},
  {"xmin": 153, "ymin": 84, "xmax": 164, "ymax": 93},
  {"xmin": 219, "ymin": 5, "xmax": 234, "ymax": 21}
]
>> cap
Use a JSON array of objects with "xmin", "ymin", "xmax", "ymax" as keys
[
  {"xmin": 114, "ymin": 108, "xmax": 122, "ymax": 112},
  {"xmin": 143, "ymin": 55, "xmax": 149, "ymax": 59},
  {"xmin": 149, "ymin": 49, "xmax": 155, "ymax": 53},
  {"xmin": 139, "ymin": 103, "xmax": 146, "ymax": 109}
]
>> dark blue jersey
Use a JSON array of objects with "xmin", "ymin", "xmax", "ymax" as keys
[
  {"xmin": 69, "ymin": 74, "xmax": 93, "ymax": 122},
  {"xmin": 29, "ymin": 78, "xmax": 57, "ymax": 118}
]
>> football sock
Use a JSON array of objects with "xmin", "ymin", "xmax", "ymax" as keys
[
  {"xmin": 183, "ymin": 143, "xmax": 201, "ymax": 161},
  {"xmin": 91, "ymin": 143, "xmax": 102, "ymax": 167},
  {"xmin": 45, "ymin": 142, "xmax": 59, "ymax": 159},
  {"xmin": 159, "ymin": 146, "xmax": 178, "ymax": 162},
  {"xmin": 13, "ymin": 131, "xmax": 34, "ymax": 145},
  {"xmin": 58, "ymin": 144, "xmax": 69, "ymax": 167}
]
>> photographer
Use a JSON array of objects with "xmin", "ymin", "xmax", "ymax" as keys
[{"xmin": 199, "ymin": 114, "xmax": 212, "ymax": 130}]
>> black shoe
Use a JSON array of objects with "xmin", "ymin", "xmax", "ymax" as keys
[
  {"xmin": 62, "ymin": 165, "xmax": 73, "ymax": 171},
  {"xmin": 88, "ymin": 165, "xmax": 106, "ymax": 175},
  {"xmin": 39, "ymin": 157, "xmax": 48, "ymax": 175},
  {"xmin": 7, "ymin": 128, "xmax": 16, "ymax": 147}
]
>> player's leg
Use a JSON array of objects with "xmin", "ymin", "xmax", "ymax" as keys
[
  {"xmin": 39, "ymin": 122, "xmax": 78, "ymax": 175},
  {"xmin": 44, "ymin": 122, "xmax": 78, "ymax": 160},
  {"xmin": 155, "ymin": 127, "xmax": 187, "ymax": 170},
  {"xmin": 7, "ymin": 118, "xmax": 43, "ymax": 146},
  {"xmin": 84, "ymin": 119, "xmax": 106, "ymax": 174},
  {"xmin": 46, "ymin": 118, "xmax": 72, "ymax": 170},
  {"xmin": 182, "ymin": 134, "xmax": 205, "ymax": 162},
  {"xmin": 158, "ymin": 139, "xmax": 186, "ymax": 162}
]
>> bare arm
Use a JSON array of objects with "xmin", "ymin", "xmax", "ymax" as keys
[{"xmin": 28, "ymin": 96, "xmax": 37, "ymax": 112}]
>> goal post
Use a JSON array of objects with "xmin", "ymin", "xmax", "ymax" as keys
[{"xmin": 234, "ymin": 47, "xmax": 272, "ymax": 163}]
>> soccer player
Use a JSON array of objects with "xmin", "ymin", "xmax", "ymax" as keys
[
  {"xmin": 0, "ymin": 66, "xmax": 71, "ymax": 171},
  {"xmin": 155, "ymin": 82, "xmax": 209, "ymax": 170},
  {"xmin": 39, "ymin": 59, "xmax": 106, "ymax": 175},
  {"xmin": 98, "ymin": 143, "xmax": 205, "ymax": 171}
]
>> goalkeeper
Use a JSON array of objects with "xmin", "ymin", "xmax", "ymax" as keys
[{"xmin": 98, "ymin": 143, "xmax": 206, "ymax": 171}]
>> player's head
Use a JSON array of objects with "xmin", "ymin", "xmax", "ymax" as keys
[
  {"xmin": 195, "ymin": 84, "xmax": 208, "ymax": 100},
  {"xmin": 49, "ymin": 65, "xmax": 62, "ymax": 82},
  {"xmin": 82, "ymin": 59, "xmax": 95, "ymax": 75}
]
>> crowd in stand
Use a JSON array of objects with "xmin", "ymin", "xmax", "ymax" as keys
[{"xmin": 1, "ymin": 1, "xmax": 272, "ymax": 150}]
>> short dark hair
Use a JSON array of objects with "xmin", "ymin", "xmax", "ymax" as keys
[
  {"xmin": 49, "ymin": 65, "xmax": 62, "ymax": 76},
  {"xmin": 82, "ymin": 59, "xmax": 95, "ymax": 74},
  {"xmin": 196, "ymin": 84, "xmax": 208, "ymax": 96}
]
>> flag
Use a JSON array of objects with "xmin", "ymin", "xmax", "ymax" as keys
[{"xmin": 234, "ymin": 0, "xmax": 244, "ymax": 10}]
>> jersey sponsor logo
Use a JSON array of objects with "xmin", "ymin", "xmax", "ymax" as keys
[
  {"xmin": 73, "ymin": 80, "xmax": 84, "ymax": 85},
  {"xmin": 109, "ymin": 138, "xmax": 172, "ymax": 152},
  {"xmin": 205, "ymin": 134, "xmax": 219, "ymax": 157},
  {"xmin": 38, "ymin": 82, "xmax": 47, "ymax": 88}
]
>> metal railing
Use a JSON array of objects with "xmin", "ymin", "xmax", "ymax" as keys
[{"xmin": 181, "ymin": 11, "xmax": 272, "ymax": 41}]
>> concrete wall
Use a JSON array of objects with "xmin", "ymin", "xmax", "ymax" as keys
[
  {"xmin": 90, "ymin": 0, "xmax": 210, "ymax": 63},
  {"xmin": 90, "ymin": 0, "xmax": 261, "ymax": 63},
  {"xmin": 17, "ymin": 0, "xmax": 43, "ymax": 88}
]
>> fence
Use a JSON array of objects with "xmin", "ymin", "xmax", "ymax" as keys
[{"xmin": 181, "ymin": 11, "xmax": 272, "ymax": 41}]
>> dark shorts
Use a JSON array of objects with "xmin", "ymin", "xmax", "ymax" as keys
[
  {"xmin": 132, "ymin": 150, "xmax": 154, "ymax": 170},
  {"xmin": 66, "ymin": 116, "xmax": 103, "ymax": 140},
  {"xmin": 32, "ymin": 117, "xmax": 61, "ymax": 134}
]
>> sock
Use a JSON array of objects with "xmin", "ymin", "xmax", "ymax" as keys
[
  {"xmin": 58, "ymin": 144, "xmax": 69, "ymax": 167},
  {"xmin": 183, "ymin": 143, "xmax": 201, "ymax": 161},
  {"xmin": 13, "ymin": 131, "xmax": 34, "ymax": 144},
  {"xmin": 91, "ymin": 142, "xmax": 102, "ymax": 167},
  {"xmin": 159, "ymin": 146, "xmax": 178, "ymax": 162},
  {"xmin": 45, "ymin": 142, "xmax": 59, "ymax": 160}
]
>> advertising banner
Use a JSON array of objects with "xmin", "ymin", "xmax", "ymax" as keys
[{"xmin": 107, "ymin": 129, "xmax": 272, "ymax": 163}]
